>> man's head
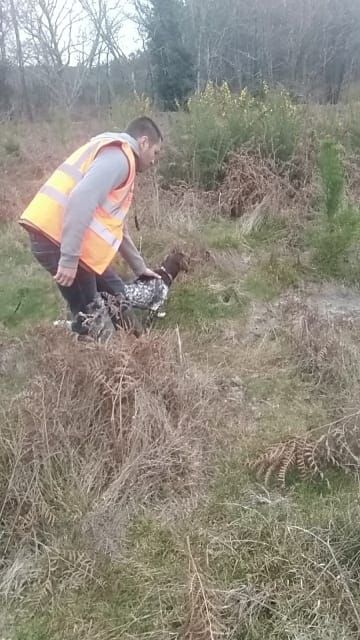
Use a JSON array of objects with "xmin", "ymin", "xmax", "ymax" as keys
[{"xmin": 125, "ymin": 116, "xmax": 163, "ymax": 172}]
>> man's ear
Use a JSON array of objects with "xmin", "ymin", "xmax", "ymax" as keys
[{"xmin": 138, "ymin": 135, "xmax": 149, "ymax": 150}]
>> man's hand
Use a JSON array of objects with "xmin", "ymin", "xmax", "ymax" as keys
[
  {"xmin": 139, "ymin": 267, "xmax": 161, "ymax": 279},
  {"xmin": 54, "ymin": 265, "xmax": 77, "ymax": 287}
]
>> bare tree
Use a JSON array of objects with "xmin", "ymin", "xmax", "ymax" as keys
[
  {"xmin": 0, "ymin": 0, "xmax": 7, "ymax": 62},
  {"xmin": 80, "ymin": 0, "xmax": 128, "ymax": 63},
  {"xmin": 19, "ymin": 0, "xmax": 103, "ymax": 108},
  {"xmin": 3, "ymin": 0, "xmax": 360, "ymax": 116},
  {"xmin": 183, "ymin": 0, "xmax": 360, "ymax": 101},
  {"xmin": 8, "ymin": 0, "xmax": 33, "ymax": 118}
]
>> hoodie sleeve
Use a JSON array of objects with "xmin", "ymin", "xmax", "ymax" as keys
[{"xmin": 118, "ymin": 221, "xmax": 147, "ymax": 276}]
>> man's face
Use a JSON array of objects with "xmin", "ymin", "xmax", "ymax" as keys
[{"xmin": 137, "ymin": 136, "xmax": 162, "ymax": 172}]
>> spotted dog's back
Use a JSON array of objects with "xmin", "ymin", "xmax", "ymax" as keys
[
  {"xmin": 100, "ymin": 251, "xmax": 188, "ymax": 333},
  {"xmin": 122, "ymin": 278, "xmax": 169, "ymax": 311}
]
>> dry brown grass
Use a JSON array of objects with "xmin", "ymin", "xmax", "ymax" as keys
[
  {"xmin": 184, "ymin": 539, "xmax": 225, "ymax": 640},
  {"xmin": 0, "ymin": 118, "xmax": 98, "ymax": 222},
  {"xmin": 0, "ymin": 327, "xmax": 221, "ymax": 554},
  {"xmin": 133, "ymin": 174, "xmax": 219, "ymax": 237},
  {"xmin": 345, "ymin": 154, "xmax": 360, "ymax": 202},
  {"xmin": 218, "ymin": 151, "xmax": 298, "ymax": 220},
  {"xmin": 245, "ymin": 297, "xmax": 360, "ymax": 486},
  {"xmin": 280, "ymin": 298, "xmax": 360, "ymax": 393}
]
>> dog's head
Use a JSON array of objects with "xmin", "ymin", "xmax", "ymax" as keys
[{"xmin": 162, "ymin": 251, "xmax": 189, "ymax": 281}]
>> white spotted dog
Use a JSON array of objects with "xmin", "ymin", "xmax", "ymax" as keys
[{"xmin": 101, "ymin": 251, "xmax": 189, "ymax": 332}]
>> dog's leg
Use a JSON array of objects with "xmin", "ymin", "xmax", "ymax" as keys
[{"xmin": 144, "ymin": 310, "xmax": 156, "ymax": 333}]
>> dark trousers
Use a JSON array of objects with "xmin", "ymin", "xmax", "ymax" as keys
[{"xmin": 28, "ymin": 229, "xmax": 126, "ymax": 317}]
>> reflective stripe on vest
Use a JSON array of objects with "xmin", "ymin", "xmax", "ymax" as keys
[
  {"xmin": 89, "ymin": 219, "xmax": 121, "ymax": 249},
  {"xmin": 39, "ymin": 185, "xmax": 128, "ymax": 223},
  {"xmin": 39, "ymin": 180, "xmax": 127, "ymax": 251},
  {"xmin": 102, "ymin": 196, "xmax": 128, "ymax": 220},
  {"xmin": 58, "ymin": 142, "xmax": 99, "ymax": 182},
  {"xmin": 39, "ymin": 184, "xmax": 69, "ymax": 207},
  {"xmin": 59, "ymin": 163, "xmax": 83, "ymax": 182}
]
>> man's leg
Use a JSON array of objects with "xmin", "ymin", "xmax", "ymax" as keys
[
  {"xmin": 28, "ymin": 229, "xmax": 97, "ymax": 316},
  {"xmin": 96, "ymin": 266, "xmax": 126, "ymax": 297}
]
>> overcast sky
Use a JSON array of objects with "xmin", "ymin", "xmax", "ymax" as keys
[
  {"xmin": 120, "ymin": 3, "xmax": 141, "ymax": 55},
  {"xmin": 121, "ymin": 20, "xmax": 141, "ymax": 55}
]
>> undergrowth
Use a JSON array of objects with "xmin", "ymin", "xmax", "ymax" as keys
[
  {"xmin": 164, "ymin": 83, "xmax": 301, "ymax": 188},
  {"xmin": 3, "ymin": 91, "xmax": 360, "ymax": 639}
]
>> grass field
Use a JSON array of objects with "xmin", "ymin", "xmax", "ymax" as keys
[{"xmin": 2, "ymin": 98, "xmax": 360, "ymax": 639}]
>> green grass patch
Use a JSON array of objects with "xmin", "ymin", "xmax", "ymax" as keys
[
  {"xmin": 0, "ymin": 225, "xmax": 60, "ymax": 330},
  {"xmin": 245, "ymin": 217, "xmax": 289, "ymax": 248},
  {"xmin": 202, "ymin": 223, "xmax": 246, "ymax": 251},
  {"xmin": 165, "ymin": 280, "xmax": 248, "ymax": 327},
  {"xmin": 14, "ymin": 620, "xmax": 50, "ymax": 640},
  {"xmin": 199, "ymin": 456, "xmax": 360, "ymax": 638},
  {"xmin": 198, "ymin": 215, "xmax": 288, "ymax": 254},
  {"xmin": 245, "ymin": 254, "xmax": 305, "ymax": 301},
  {"xmin": 309, "ymin": 206, "xmax": 360, "ymax": 282},
  {"xmin": 10, "ymin": 516, "xmax": 186, "ymax": 640},
  {"xmin": 245, "ymin": 272, "xmax": 280, "ymax": 300},
  {"xmin": 201, "ymin": 220, "xmax": 246, "ymax": 250}
]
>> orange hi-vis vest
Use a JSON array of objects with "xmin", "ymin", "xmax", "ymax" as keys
[{"xmin": 20, "ymin": 132, "xmax": 137, "ymax": 274}]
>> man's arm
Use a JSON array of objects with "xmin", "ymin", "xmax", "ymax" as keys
[
  {"xmin": 118, "ymin": 224, "xmax": 160, "ymax": 279},
  {"xmin": 118, "ymin": 221, "xmax": 147, "ymax": 276}
]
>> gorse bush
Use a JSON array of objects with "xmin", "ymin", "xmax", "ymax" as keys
[
  {"xmin": 257, "ymin": 87, "xmax": 301, "ymax": 162},
  {"xmin": 164, "ymin": 83, "xmax": 301, "ymax": 188}
]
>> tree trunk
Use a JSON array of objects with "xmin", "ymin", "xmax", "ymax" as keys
[
  {"xmin": 0, "ymin": 0, "xmax": 6, "ymax": 62},
  {"xmin": 9, "ymin": 0, "xmax": 33, "ymax": 120}
]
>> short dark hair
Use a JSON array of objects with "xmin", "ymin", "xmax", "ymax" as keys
[{"xmin": 125, "ymin": 116, "xmax": 163, "ymax": 144}]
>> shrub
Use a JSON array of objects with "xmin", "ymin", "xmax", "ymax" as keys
[
  {"xmin": 319, "ymin": 140, "xmax": 345, "ymax": 219},
  {"xmin": 107, "ymin": 92, "xmax": 153, "ymax": 128},
  {"xmin": 311, "ymin": 140, "xmax": 360, "ymax": 280},
  {"xmin": 163, "ymin": 83, "xmax": 301, "ymax": 188}
]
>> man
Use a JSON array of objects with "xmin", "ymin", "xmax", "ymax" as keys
[{"xmin": 20, "ymin": 116, "xmax": 162, "ymax": 336}]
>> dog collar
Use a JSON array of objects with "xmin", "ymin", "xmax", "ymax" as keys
[{"xmin": 159, "ymin": 267, "xmax": 173, "ymax": 283}]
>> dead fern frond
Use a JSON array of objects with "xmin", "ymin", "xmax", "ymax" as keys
[
  {"xmin": 248, "ymin": 419, "xmax": 360, "ymax": 486},
  {"xmin": 249, "ymin": 438, "xmax": 309, "ymax": 487},
  {"xmin": 278, "ymin": 440, "xmax": 297, "ymax": 487}
]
